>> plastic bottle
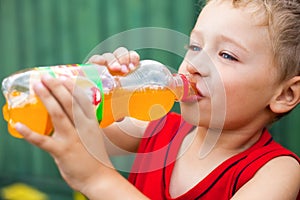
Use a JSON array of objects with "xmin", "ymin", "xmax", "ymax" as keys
[{"xmin": 2, "ymin": 60, "xmax": 199, "ymax": 138}]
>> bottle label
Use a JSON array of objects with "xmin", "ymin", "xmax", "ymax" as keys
[
  {"xmin": 37, "ymin": 64, "xmax": 104, "ymax": 122},
  {"xmin": 80, "ymin": 65, "xmax": 104, "ymax": 122}
]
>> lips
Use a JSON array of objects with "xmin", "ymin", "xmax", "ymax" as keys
[
  {"xmin": 181, "ymin": 74, "xmax": 205, "ymax": 102},
  {"xmin": 191, "ymin": 81, "xmax": 204, "ymax": 99}
]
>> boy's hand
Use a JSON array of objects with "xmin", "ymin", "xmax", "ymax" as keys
[
  {"xmin": 14, "ymin": 47, "xmax": 148, "ymax": 199},
  {"xmin": 15, "ymin": 73, "xmax": 148, "ymax": 199},
  {"xmin": 14, "ymin": 74, "xmax": 113, "ymax": 191},
  {"xmin": 87, "ymin": 47, "xmax": 140, "ymax": 75}
]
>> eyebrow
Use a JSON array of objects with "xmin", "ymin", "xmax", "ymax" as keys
[
  {"xmin": 218, "ymin": 34, "xmax": 249, "ymax": 53},
  {"xmin": 190, "ymin": 29, "xmax": 249, "ymax": 53}
]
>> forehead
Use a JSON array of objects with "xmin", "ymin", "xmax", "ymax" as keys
[
  {"xmin": 204, "ymin": 0, "xmax": 268, "ymax": 25},
  {"xmin": 192, "ymin": 1, "xmax": 272, "ymax": 52},
  {"xmin": 197, "ymin": 1, "xmax": 264, "ymax": 27}
]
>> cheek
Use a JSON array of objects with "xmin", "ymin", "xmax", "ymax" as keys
[
  {"xmin": 224, "ymin": 74, "xmax": 274, "ymax": 107},
  {"xmin": 180, "ymin": 74, "xmax": 228, "ymax": 127},
  {"xmin": 221, "ymin": 78, "xmax": 274, "ymax": 127},
  {"xmin": 224, "ymin": 85, "xmax": 248, "ymax": 113},
  {"xmin": 180, "ymin": 100, "xmax": 212, "ymax": 126}
]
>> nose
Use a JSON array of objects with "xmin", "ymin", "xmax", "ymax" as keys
[
  {"xmin": 186, "ymin": 64, "xmax": 200, "ymax": 75},
  {"xmin": 184, "ymin": 59, "xmax": 210, "ymax": 77},
  {"xmin": 183, "ymin": 50, "xmax": 213, "ymax": 77}
]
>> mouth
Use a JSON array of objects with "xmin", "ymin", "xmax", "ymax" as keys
[
  {"xmin": 190, "ymin": 80, "xmax": 204, "ymax": 99},
  {"xmin": 181, "ymin": 74, "xmax": 205, "ymax": 102}
]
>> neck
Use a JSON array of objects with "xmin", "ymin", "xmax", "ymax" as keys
[{"xmin": 195, "ymin": 126, "xmax": 264, "ymax": 158}]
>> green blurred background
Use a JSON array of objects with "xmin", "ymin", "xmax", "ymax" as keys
[{"xmin": 0, "ymin": 0, "xmax": 299, "ymax": 199}]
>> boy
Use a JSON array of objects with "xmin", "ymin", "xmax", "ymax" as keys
[{"xmin": 15, "ymin": 0, "xmax": 300, "ymax": 199}]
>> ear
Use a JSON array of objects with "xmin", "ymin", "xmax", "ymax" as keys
[{"xmin": 269, "ymin": 76, "xmax": 300, "ymax": 114}]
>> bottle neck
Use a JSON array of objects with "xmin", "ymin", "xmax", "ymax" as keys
[{"xmin": 172, "ymin": 74, "xmax": 199, "ymax": 102}]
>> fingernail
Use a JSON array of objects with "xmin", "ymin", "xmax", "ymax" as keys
[
  {"xmin": 129, "ymin": 63, "xmax": 135, "ymax": 70},
  {"xmin": 121, "ymin": 65, "xmax": 129, "ymax": 73},
  {"xmin": 33, "ymin": 82, "xmax": 44, "ymax": 91},
  {"xmin": 111, "ymin": 62, "xmax": 121, "ymax": 70},
  {"xmin": 14, "ymin": 122, "xmax": 23, "ymax": 132}
]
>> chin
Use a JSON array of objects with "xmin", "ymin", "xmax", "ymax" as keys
[
  {"xmin": 180, "ymin": 102, "xmax": 201, "ymax": 125},
  {"xmin": 180, "ymin": 101, "xmax": 219, "ymax": 128}
]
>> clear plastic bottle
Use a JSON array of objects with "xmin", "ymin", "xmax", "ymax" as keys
[{"xmin": 2, "ymin": 60, "xmax": 199, "ymax": 138}]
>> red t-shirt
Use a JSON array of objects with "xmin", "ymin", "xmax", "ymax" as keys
[{"xmin": 128, "ymin": 112, "xmax": 300, "ymax": 200}]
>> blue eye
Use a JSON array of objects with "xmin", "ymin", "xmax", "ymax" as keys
[
  {"xmin": 219, "ymin": 52, "xmax": 238, "ymax": 61},
  {"xmin": 187, "ymin": 44, "xmax": 202, "ymax": 52}
]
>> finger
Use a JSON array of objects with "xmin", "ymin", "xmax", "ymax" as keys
[
  {"xmin": 34, "ymin": 75, "xmax": 75, "ymax": 133},
  {"xmin": 101, "ymin": 52, "xmax": 123, "ymax": 73},
  {"xmin": 72, "ymin": 83, "xmax": 96, "ymax": 120},
  {"xmin": 114, "ymin": 47, "xmax": 132, "ymax": 73},
  {"xmin": 69, "ymin": 84, "xmax": 103, "ymax": 146},
  {"xmin": 60, "ymin": 75, "xmax": 75, "ymax": 94},
  {"xmin": 129, "ymin": 50, "xmax": 140, "ymax": 70},
  {"xmin": 114, "ymin": 47, "xmax": 130, "ymax": 65},
  {"xmin": 40, "ymin": 75, "xmax": 75, "ymax": 122},
  {"xmin": 87, "ymin": 54, "xmax": 107, "ymax": 65},
  {"xmin": 14, "ymin": 122, "xmax": 57, "ymax": 154},
  {"xmin": 60, "ymin": 76, "xmax": 98, "ymax": 127},
  {"xmin": 59, "ymin": 76, "xmax": 94, "ymax": 119}
]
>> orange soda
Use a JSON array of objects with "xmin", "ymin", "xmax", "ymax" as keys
[{"xmin": 2, "ymin": 60, "xmax": 198, "ymax": 138}]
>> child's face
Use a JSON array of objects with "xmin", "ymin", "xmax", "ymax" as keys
[{"xmin": 179, "ymin": 1, "xmax": 279, "ymax": 130}]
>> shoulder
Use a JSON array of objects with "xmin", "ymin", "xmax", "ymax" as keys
[
  {"xmin": 232, "ymin": 156, "xmax": 300, "ymax": 200},
  {"xmin": 257, "ymin": 156, "xmax": 300, "ymax": 187}
]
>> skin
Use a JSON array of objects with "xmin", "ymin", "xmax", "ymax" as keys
[{"xmin": 14, "ymin": 1, "xmax": 300, "ymax": 199}]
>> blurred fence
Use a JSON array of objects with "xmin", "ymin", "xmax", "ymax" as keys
[
  {"xmin": 0, "ymin": 0, "xmax": 299, "ymax": 199},
  {"xmin": 0, "ymin": 0, "xmax": 199, "ymax": 199}
]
